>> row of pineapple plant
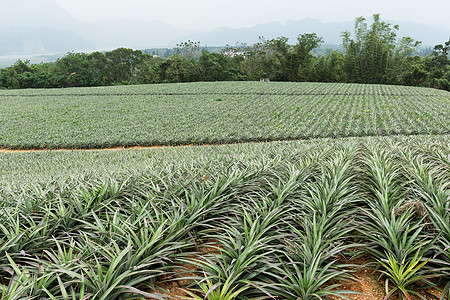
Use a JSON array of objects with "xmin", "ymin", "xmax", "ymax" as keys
[
  {"xmin": 1, "ymin": 83, "xmax": 448, "ymax": 150},
  {"xmin": 2, "ymin": 82, "xmax": 446, "ymax": 97},
  {"xmin": 0, "ymin": 138, "xmax": 448, "ymax": 299}
]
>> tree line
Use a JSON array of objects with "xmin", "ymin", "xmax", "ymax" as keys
[{"xmin": 1, "ymin": 15, "xmax": 449, "ymax": 90}]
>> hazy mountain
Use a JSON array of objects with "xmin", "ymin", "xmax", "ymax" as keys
[
  {"xmin": 0, "ymin": 0, "xmax": 76, "ymax": 28},
  {"xmin": 0, "ymin": 27, "xmax": 93, "ymax": 55},
  {"xmin": 0, "ymin": 0, "xmax": 187, "ymax": 55},
  {"xmin": 174, "ymin": 18, "xmax": 449, "ymax": 46},
  {"xmin": 0, "ymin": 0, "xmax": 89, "ymax": 55},
  {"xmin": 395, "ymin": 20, "xmax": 450, "ymax": 45},
  {"xmin": 0, "ymin": 0, "xmax": 448, "ymax": 57},
  {"xmin": 71, "ymin": 19, "xmax": 188, "ymax": 50},
  {"xmin": 169, "ymin": 19, "xmax": 351, "ymax": 46}
]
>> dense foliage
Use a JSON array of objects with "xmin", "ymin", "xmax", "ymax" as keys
[
  {"xmin": 0, "ymin": 135, "xmax": 449, "ymax": 299},
  {"xmin": 0, "ymin": 15, "xmax": 449, "ymax": 90},
  {"xmin": 0, "ymin": 82, "xmax": 448, "ymax": 150}
]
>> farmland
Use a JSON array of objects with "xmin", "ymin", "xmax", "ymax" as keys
[
  {"xmin": 0, "ymin": 82, "xmax": 448, "ymax": 149},
  {"xmin": 0, "ymin": 82, "xmax": 449, "ymax": 299}
]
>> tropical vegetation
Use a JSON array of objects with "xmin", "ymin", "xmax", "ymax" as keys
[{"xmin": 0, "ymin": 14, "xmax": 449, "ymax": 91}]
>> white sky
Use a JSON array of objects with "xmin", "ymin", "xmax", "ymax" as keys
[{"xmin": 55, "ymin": 0, "xmax": 450, "ymax": 30}]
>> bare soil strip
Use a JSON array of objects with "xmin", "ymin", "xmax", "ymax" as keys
[
  {"xmin": 148, "ymin": 251, "xmax": 445, "ymax": 300},
  {"xmin": 0, "ymin": 144, "xmax": 210, "ymax": 153},
  {"xmin": 2, "ymin": 132, "xmax": 448, "ymax": 154}
]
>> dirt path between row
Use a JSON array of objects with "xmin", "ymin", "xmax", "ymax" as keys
[
  {"xmin": 0, "ymin": 144, "xmax": 211, "ymax": 153},
  {"xmin": 1, "ymin": 132, "xmax": 448, "ymax": 154}
]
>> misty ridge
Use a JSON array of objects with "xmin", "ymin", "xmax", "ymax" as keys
[{"xmin": 0, "ymin": 0, "xmax": 449, "ymax": 58}]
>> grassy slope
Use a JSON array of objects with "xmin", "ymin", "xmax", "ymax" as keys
[{"xmin": 0, "ymin": 82, "xmax": 448, "ymax": 149}]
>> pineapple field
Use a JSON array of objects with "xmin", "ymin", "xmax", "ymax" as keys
[
  {"xmin": 0, "ymin": 82, "xmax": 449, "ymax": 299},
  {"xmin": 0, "ymin": 82, "xmax": 448, "ymax": 149}
]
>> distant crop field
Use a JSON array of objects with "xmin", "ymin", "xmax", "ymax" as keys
[{"xmin": 0, "ymin": 82, "xmax": 448, "ymax": 149}]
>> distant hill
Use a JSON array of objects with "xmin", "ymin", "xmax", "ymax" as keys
[
  {"xmin": 0, "ymin": 0, "xmax": 448, "ymax": 57},
  {"xmin": 171, "ymin": 19, "xmax": 351, "ymax": 46},
  {"xmin": 70, "ymin": 19, "xmax": 188, "ymax": 50},
  {"xmin": 0, "ymin": 0, "xmax": 87, "ymax": 55},
  {"xmin": 0, "ymin": 0, "xmax": 77, "ymax": 29},
  {"xmin": 173, "ymin": 18, "xmax": 449, "ymax": 46},
  {"xmin": 0, "ymin": 0, "xmax": 185, "ymax": 55},
  {"xmin": 0, "ymin": 27, "xmax": 93, "ymax": 56}
]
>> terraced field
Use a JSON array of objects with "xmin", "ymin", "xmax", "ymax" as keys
[{"xmin": 0, "ymin": 82, "xmax": 449, "ymax": 299}]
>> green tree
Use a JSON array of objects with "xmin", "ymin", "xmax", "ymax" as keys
[
  {"xmin": 266, "ymin": 36, "xmax": 296, "ymax": 81},
  {"xmin": 266, "ymin": 34, "xmax": 323, "ymax": 81},
  {"xmin": 427, "ymin": 39, "xmax": 450, "ymax": 90},
  {"xmin": 199, "ymin": 50, "xmax": 241, "ymax": 81},
  {"xmin": 86, "ymin": 51, "xmax": 108, "ymax": 85},
  {"xmin": 0, "ymin": 60, "xmax": 30, "ymax": 88},
  {"xmin": 55, "ymin": 52, "xmax": 98, "ymax": 87},
  {"xmin": 341, "ymin": 14, "xmax": 419, "ymax": 84},
  {"xmin": 387, "ymin": 37, "xmax": 422, "ymax": 84},
  {"xmin": 400, "ymin": 56, "xmax": 429, "ymax": 86},
  {"xmin": 134, "ymin": 54, "xmax": 162, "ymax": 84},
  {"xmin": 104, "ymin": 48, "xmax": 146, "ymax": 84},
  {"xmin": 309, "ymin": 51, "xmax": 346, "ymax": 82},
  {"xmin": 159, "ymin": 55, "xmax": 200, "ymax": 82},
  {"xmin": 175, "ymin": 40, "xmax": 201, "ymax": 60},
  {"xmin": 295, "ymin": 33, "xmax": 324, "ymax": 81}
]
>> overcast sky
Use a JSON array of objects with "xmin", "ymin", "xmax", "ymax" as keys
[{"xmin": 54, "ymin": 0, "xmax": 450, "ymax": 30}]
